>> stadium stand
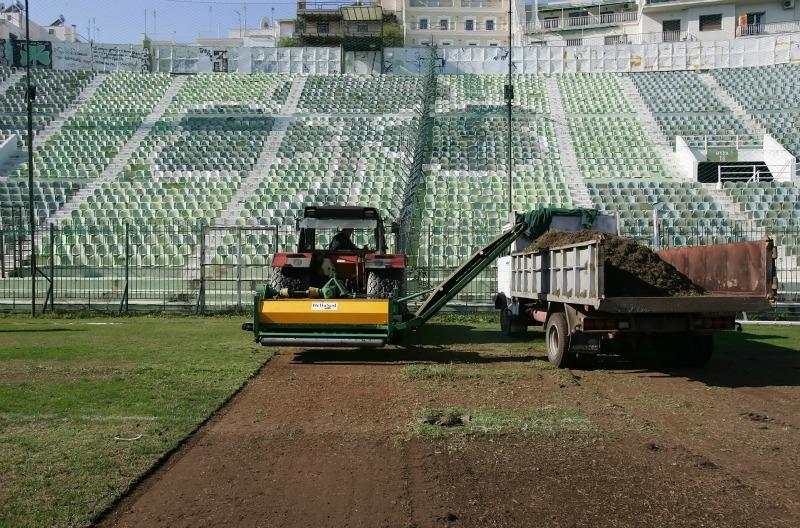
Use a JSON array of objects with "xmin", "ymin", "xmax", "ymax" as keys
[
  {"xmin": 297, "ymin": 75, "xmax": 423, "ymax": 114},
  {"xmin": 0, "ymin": 65, "xmax": 798, "ymax": 292},
  {"xmin": 711, "ymin": 64, "xmax": 800, "ymax": 156},
  {"xmin": 557, "ymin": 73, "xmax": 669, "ymax": 180},
  {"xmin": 0, "ymin": 69, "xmax": 95, "ymax": 147},
  {"xmin": 631, "ymin": 71, "xmax": 757, "ymax": 146}
]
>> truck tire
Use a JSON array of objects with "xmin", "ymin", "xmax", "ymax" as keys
[
  {"xmin": 270, "ymin": 267, "xmax": 310, "ymax": 293},
  {"xmin": 545, "ymin": 312, "xmax": 573, "ymax": 368},
  {"xmin": 367, "ymin": 270, "xmax": 405, "ymax": 299}
]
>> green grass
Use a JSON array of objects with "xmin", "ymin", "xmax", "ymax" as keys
[
  {"xmin": 0, "ymin": 316, "xmax": 272, "ymax": 528},
  {"xmin": 412, "ymin": 407, "xmax": 591, "ymax": 438},
  {"xmin": 401, "ymin": 363, "xmax": 534, "ymax": 380}
]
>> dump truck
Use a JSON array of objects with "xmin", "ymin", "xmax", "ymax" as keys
[
  {"xmin": 246, "ymin": 207, "xmax": 777, "ymax": 366},
  {"xmin": 494, "ymin": 212, "xmax": 777, "ymax": 367}
]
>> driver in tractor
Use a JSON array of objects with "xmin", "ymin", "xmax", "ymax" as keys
[{"xmin": 328, "ymin": 228, "xmax": 359, "ymax": 252}]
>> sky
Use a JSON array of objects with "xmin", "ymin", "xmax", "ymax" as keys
[{"xmin": 27, "ymin": 0, "xmax": 299, "ymax": 44}]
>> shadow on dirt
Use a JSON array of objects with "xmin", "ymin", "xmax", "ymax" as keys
[
  {"xmin": 291, "ymin": 323, "xmax": 546, "ymax": 364},
  {"xmin": 292, "ymin": 347, "xmax": 543, "ymax": 365},
  {"xmin": 575, "ymin": 331, "xmax": 800, "ymax": 389}
]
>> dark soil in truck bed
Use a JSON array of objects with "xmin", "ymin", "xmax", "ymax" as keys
[{"xmin": 524, "ymin": 230, "xmax": 706, "ymax": 297}]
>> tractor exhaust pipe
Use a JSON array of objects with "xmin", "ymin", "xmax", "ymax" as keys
[{"xmin": 258, "ymin": 337, "xmax": 387, "ymax": 347}]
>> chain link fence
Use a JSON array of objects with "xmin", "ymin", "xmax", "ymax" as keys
[{"xmin": 1, "ymin": 219, "xmax": 798, "ymax": 315}]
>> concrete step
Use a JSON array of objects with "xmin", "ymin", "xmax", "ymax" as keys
[
  {"xmin": 698, "ymin": 73, "xmax": 767, "ymax": 137},
  {"xmin": 545, "ymin": 76, "xmax": 592, "ymax": 208},
  {"xmin": 34, "ymin": 73, "xmax": 108, "ymax": 149},
  {"xmin": 216, "ymin": 117, "xmax": 295, "ymax": 226},
  {"xmin": 49, "ymin": 76, "xmax": 188, "ymax": 225},
  {"xmin": 618, "ymin": 76, "xmax": 683, "ymax": 179}
]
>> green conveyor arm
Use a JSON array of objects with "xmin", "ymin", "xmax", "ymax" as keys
[
  {"xmin": 398, "ymin": 207, "xmax": 598, "ymax": 331},
  {"xmin": 399, "ymin": 222, "xmax": 527, "ymax": 330}
]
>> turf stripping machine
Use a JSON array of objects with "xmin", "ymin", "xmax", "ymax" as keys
[
  {"xmin": 245, "ymin": 207, "xmax": 776, "ymax": 365},
  {"xmin": 244, "ymin": 208, "xmax": 604, "ymax": 347}
]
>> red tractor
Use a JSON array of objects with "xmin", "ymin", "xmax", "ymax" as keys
[{"xmin": 270, "ymin": 206, "xmax": 406, "ymax": 298}]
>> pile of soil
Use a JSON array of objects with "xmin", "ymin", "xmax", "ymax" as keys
[{"xmin": 523, "ymin": 230, "xmax": 705, "ymax": 297}]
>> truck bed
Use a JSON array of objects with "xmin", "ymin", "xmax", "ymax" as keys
[{"xmin": 506, "ymin": 238, "xmax": 776, "ymax": 314}]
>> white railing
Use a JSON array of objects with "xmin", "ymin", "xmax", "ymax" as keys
[
  {"xmin": 682, "ymin": 135, "xmax": 763, "ymax": 150},
  {"xmin": 413, "ymin": 22, "xmax": 507, "ymax": 32},
  {"xmin": 409, "ymin": 0, "xmax": 453, "ymax": 6},
  {"xmin": 528, "ymin": 30, "xmax": 693, "ymax": 47},
  {"xmin": 527, "ymin": 11, "xmax": 638, "ymax": 33},
  {"xmin": 717, "ymin": 165, "xmax": 771, "ymax": 186},
  {"xmin": 736, "ymin": 20, "xmax": 800, "ymax": 38}
]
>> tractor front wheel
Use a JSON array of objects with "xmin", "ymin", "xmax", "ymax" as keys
[{"xmin": 367, "ymin": 270, "xmax": 405, "ymax": 299}]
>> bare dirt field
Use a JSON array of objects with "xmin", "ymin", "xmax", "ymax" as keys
[{"xmin": 100, "ymin": 320, "xmax": 800, "ymax": 528}]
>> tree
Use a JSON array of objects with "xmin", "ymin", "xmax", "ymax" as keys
[
  {"xmin": 278, "ymin": 36, "xmax": 302, "ymax": 47},
  {"xmin": 383, "ymin": 23, "xmax": 403, "ymax": 48}
]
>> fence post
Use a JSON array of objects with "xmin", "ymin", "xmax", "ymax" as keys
[
  {"xmin": 198, "ymin": 223, "xmax": 206, "ymax": 315},
  {"xmin": 49, "ymin": 223, "xmax": 55, "ymax": 312},
  {"xmin": 652, "ymin": 208, "xmax": 660, "ymax": 249},
  {"xmin": 124, "ymin": 223, "xmax": 130, "ymax": 314},
  {"xmin": 0, "ymin": 228, "xmax": 5, "ymax": 278},
  {"xmin": 236, "ymin": 226, "xmax": 242, "ymax": 311}
]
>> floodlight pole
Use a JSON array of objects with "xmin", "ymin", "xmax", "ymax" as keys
[
  {"xmin": 25, "ymin": 0, "xmax": 36, "ymax": 316},
  {"xmin": 505, "ymin": 0, "xmax": 514, "ymax": 214}
]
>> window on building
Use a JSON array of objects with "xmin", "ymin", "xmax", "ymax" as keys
[
  {"xmin": 418, "ymin": 18, "xmax": 429, "ymax": 30},
  {"xmin": 662, "ymin": 19, "xmax": 681, "ymax": 41},
  {"xmin": 485, "ymin": 19, "xmax": 496, "ymax": 31},
  {"xmin": 604, "ymin": 35, "xmax": 626, "ymax": 45},
  {"xmin": 317, "ymin": 22, "xmax": 329, "ymax": 34},
  {"xmin": 742, "ymin": 12, "xmax": 765, "ymax": 35},
  {"xmin": 467, "ymin": 41, "xmax": 479, "ymax": 46},
  {"xmin": 465, "ymin": 19, "xmax": 475, "ymax": 31},
  {"xmin": 439, "ymin": 18, "xmax": 449, "ymax": 30},
  {"xmin": 747, "ymin": 12, "xmax": 765, "ymax": 25},
  {"xmin": 488, "ymin": 41, "xmax": 500, "ymax": 47},
  {"xmin": 357, "ymin": 23, "xmax": 369, "ymax": 33},
  {"xmin": 441, "ymin": 41, "xmax": 452, "ymax": 46},
  {"xmin": 699, "ymin": 14, "xmax": 722, "ymax": 32},
  {"xmin": 566, "ymin": 37, "xmax": 583, "ymax": 46}
]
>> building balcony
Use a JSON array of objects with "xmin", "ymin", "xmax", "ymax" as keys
[
  {"xmin": 410, "ymin": 23, "xmax": 507, "ymax": 33},
  {"xmin": 527, "ymin": 10, "xmax": 638, "ymax": 33},
  {"xmin": 528, "ymin": 30, "xmax": 694, "ymax": 47},
  {"xmin": 409, "ymin": 0, "xmax": 501, "ymax": 7},
  {"xmin": 736, "ymin": 20, "xmax": 800, "ymax": 38}
]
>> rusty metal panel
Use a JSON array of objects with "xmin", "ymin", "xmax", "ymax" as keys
[{"xmin": 656, "ymin": 240, "xmax": 776, "ymax": 298}]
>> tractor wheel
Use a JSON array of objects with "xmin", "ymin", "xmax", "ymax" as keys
[
  {"xmin": 270, "ymin": 267, "xmax": 310, "ymax": 293},
  {"xmin": 367, "ymin": 270, "xmax": 405, "ymax": 299}
]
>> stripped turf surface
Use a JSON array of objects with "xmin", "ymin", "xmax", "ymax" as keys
[{"xmin": 0, "ymin": 316, "xmax": 271, "ymax": 528}]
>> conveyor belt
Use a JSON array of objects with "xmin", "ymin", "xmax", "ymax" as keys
[{"xmin": 413, "ymin": 222, "xmax": 527, "ymax": 324}]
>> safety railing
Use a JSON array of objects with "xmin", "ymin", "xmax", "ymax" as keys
[
  {"xmin": 682, "ymin": 134, "xmax": 763, "ymax": 150},
  {"xmin": 736, "ymin": 20, "xmax": 800, "ymax": 38},
  {"xmin": 528, "ymin": 11, "xmax": 638, "ymax": 33},
  {"xmin": 2, "ymin": 219, "xmax": 799, "ymax": 314}
]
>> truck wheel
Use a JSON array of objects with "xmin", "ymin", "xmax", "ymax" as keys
[
  {"xmin": 270, "ymin": 267, "xmax": 310, "ymax": 293},
  {"xmin": 545, "ymin": 312, "xmax": 573, "ymax": 368},
  {"xmin": 367, "ymin": 270, "xmax": 405, "ymax": 298}
]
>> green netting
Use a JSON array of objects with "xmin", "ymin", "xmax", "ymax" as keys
[{"xmin": 515, "ymin": 207, "xmax": 598, "ymax": 240}]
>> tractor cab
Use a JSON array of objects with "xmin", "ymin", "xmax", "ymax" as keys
[{"xmin": 271, "ymin": 206, "xmax": 406, "ymax": 298}]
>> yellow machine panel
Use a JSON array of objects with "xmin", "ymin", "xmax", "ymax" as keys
[{"xmin": 259, "ymin": 299, "xmax": 390, "ymax": 326}]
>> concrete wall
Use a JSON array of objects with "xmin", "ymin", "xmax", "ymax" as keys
[
  {"xmin": 676, "ymin": 136, "xmax": 702, "ymax": 181},
  {"xmin": 764, "ymin": 133, "xmax": 797, "ymax": 182}
]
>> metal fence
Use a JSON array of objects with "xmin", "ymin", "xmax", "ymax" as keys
[{"xmin": 1, "ymin": 220, "xmax": 799, "ymax": 314}]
